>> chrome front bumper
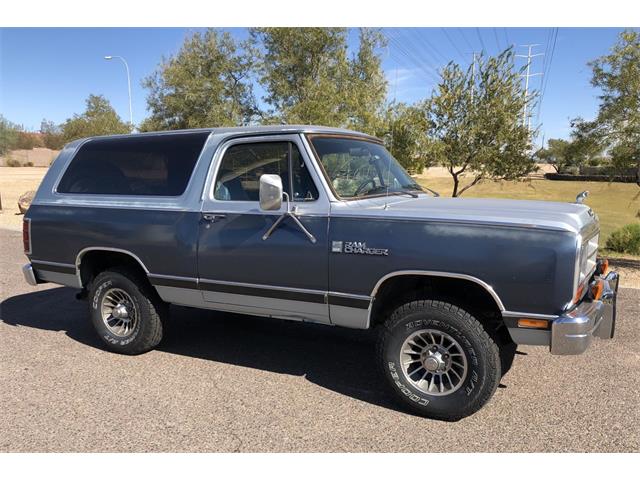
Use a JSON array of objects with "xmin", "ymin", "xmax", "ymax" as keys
[
  {"xmin": 550, "ymin": 271, "xmax": 619, "ymax": 355},
  {"xmin": 22, "ymin": 263, "xmax": 38, "ymax": 286}
]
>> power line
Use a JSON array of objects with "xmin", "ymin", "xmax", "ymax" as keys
[
  {"xmin": 388, "ymin": 34, "xmax": 440, "ymax": 83},
  {"xmin": 475, "ymin": 27, "xmax": 487, "ymax": 53},
  {"xmin": 405, "ymin": 28, "xmax": 449, "ymax": 65},
  {"xmin": 457, "ymin": 28, "xmax": 474, "ymax": 51},
  {"xmin": 534, "ymin": 28, "xmax": 554, "ymax": 125},
  {"xmin": 441, "ymin": 27, "xmax": 466, "ymax": 63},
  {"xmin": 536, "ymin": 28, "xmax": 559, "ymax": 131},
  {"xmin": 386, "ymin": 32, "xmax": 441, "ymax": 85},
  {"xmin": 493, "ymin": 28, "xmax": 502, "ymax": 52}
]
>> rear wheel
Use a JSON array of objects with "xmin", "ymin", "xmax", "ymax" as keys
[
  {"xmin": 377, "ymin": 299, "xmax": 501, "ymax": 421},
  {"xmin": 88, "ymin": 267, "xmax": 167, "ymax": 355}
]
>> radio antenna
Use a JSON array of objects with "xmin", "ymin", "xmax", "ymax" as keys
[{"xmin": 384, "ymin": 66, "xmax": 399, "ymax": 210}]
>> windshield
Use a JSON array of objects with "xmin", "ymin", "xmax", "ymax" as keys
[{"xmin": 308, "ymin": 135, "xmax": 425, "ymax": 199}]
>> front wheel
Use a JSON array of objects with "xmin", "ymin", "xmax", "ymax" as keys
[{"xmin": 377, "ymin": 299, "xmax": 501, "ymax": 421}]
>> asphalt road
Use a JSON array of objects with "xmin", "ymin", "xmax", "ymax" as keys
[{"xmin": 1, "ymin": 228, "xmax": 638, "ymax": 452}]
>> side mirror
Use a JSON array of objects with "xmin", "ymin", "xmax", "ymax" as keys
[{"xmin": 259, "ymin": 174, "xmax": 283, "ymax": 211}]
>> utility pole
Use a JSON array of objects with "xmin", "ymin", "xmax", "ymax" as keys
[
  {"xmin": 471, "ymin": 52, "xmax": 477, "ymax": 101},
  {"xmin": 516, "ymin": 44, "xmax": 544, "ymax": 134},
  {"xmin": 467, "ymin": 52, "xmax": 479, "ymax": 102}
]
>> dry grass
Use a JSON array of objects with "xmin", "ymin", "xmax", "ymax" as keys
[
  {"xmin": 0, "ymin": 167, "xmax": 47, "ymax": 230},
  {"xmin": 416, "ymin": 170, "xmax": 640, "ymax": 247}
]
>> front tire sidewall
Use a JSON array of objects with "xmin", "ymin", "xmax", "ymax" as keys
[{"xmin": 381, "ymin": 303, "xmax": 498, "ymax": 420}]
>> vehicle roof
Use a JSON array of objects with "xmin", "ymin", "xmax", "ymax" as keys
[{"xmin": 76, "ymin": 125, "xmax": 381, "ymax": 143}]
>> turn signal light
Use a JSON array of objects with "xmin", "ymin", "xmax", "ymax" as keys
[
  {"xmin": 591, "ymin": 280, "xmax": 604, "ymax": 300},
  {"xmin": 518, "ymin": 318, "xmax": 549, "ymax": 329},
  {"xmin": 572, "ymin": 283, "xmax": 585, "ymax": 305},
  {"xmin": 598, "ymin": 259, "xmax": 609, "ymax": 276}
]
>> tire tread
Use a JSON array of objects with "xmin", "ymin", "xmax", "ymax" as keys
[
  {"xmin": 90, "ymin": 266, "xmax": 167, "ymax": 355},
  {"xmin": 376, "ymin": 299, "xmax": 501, "ymax": 421}
]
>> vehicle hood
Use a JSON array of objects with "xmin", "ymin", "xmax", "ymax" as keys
[{"xmin": 331, "ymin": 195, "xmax": 598, "ymax": 235}]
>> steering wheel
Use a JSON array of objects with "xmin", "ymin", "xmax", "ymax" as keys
[{"xmin": 354, "ymin": 178, "xmax": 377, "ymax": 196}]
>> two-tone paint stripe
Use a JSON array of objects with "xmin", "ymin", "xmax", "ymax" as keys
[
  {"xmin": 148, "ymin": 274, "xmax": 371, "ymax": 310},
  {"xmin": 31, "ymin": 260, "xmax": 76, "ymax": 275}
]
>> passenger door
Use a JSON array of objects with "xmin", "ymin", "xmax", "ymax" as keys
[{"xmin": 197, "ymin": 135, "xmax": 330, "ymax": 323}]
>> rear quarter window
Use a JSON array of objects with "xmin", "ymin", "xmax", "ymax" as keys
[{"xmin": 56, "ymin": 132, "xmax": 210, "ymax": 196}]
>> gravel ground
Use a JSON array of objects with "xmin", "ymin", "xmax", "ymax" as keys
[{"xmin": 1, "ymin": 228, "xmax": 638, "ymax": 452}]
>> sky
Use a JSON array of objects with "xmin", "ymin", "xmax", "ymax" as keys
[{"xmin": 0, "ymin": 27, "xmax": 630, "ymax": 145}]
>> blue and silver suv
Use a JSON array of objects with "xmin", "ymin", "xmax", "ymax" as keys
[{"xmin": 21, "ymin": 125, "xmax": 619, "ymax": 420}]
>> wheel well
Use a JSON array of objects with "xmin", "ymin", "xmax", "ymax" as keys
[
  {"xmin": 78, "ymin": 250, "xmax": 149, "ymax": 289},
  {"xmin": 370, "ymin": 274, "xmax": 508, "ymax": 342}
]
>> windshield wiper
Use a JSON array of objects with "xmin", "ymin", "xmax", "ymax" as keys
[
  {"xmin": 403, "ymin": 182, "xmax": 439, "ymax": 197},
  {"xmin": 394, "ymin": 189, "xmax": 419, "ymax": 198},
  {"xmin": 365, "ymin": 186, "xmax": 419, "ymax": 198}
]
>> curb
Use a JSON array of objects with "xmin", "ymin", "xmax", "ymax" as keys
[{"xmin": 609, "ymin": 257, "xmax": 640, "ymax": 269}]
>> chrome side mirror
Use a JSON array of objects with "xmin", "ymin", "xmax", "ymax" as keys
[
  {"xmin": 259, "ymin": 174, "xmax": 283, "ymax": 211},
  {"xmin": 259, "ymin": 174, "xmax": 316, "ymax": 244}
]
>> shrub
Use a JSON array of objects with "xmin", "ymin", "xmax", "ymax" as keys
[
  {"xmin": 14, "ymin": 131, "xmax": 40, "ymax": 150},
  {"xmin": 5, "ymin": 158, "xmax": 22, "ymax": 167},
  {"xmin": 605, "ymin": 223, "xmax": 640, "ymax": 255},
  {"xmin": 562, "ymin": 166, "xmax": 580, "ymax": 175},
  {"xmin": 24, "ymin": 161, "xmax": 34, "ymax": 167}
]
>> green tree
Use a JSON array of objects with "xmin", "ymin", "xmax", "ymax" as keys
[
  {"xmin": 251, "ymin": 27, "xmax": 350, "ymax": 125},
  {"xmin": 13, "ymin": 131, "xmax": 40, "ymax": 150},
  {"xmin": 566, "ymin": 117, "xmax": 605, "ymax": 165},
  {"xmin": 40, "ymin": 119, "xmax": 65, "ymax": 150},
  {"xmin": 536, "ymin": 138, "xmax": 571, "ymax": 172},
  {"xmin": 424, "ymin": 49, "xmax": 535, "ymax": 197},
  {"xmin": 345, "ymin": 28, "xmax": 388, "ymax": 134},
  {"xmin": 0, "ymin": 116, "xmax": 20, "ymax": 154},
  {"xmin": 573, "ymin": 30, "xmax": 640, "ymax": 186},
  {"xmin": 61, "ymin": 94, "xmax": 131, "ymax": 142},
  {"xmin": 251, "ymin": 27, "xmax": 387, "ymax": 129},
  {"xmin": 378, "ymin": 102, "xmax": 430, "ymax": 174},
  {"xmin": 142, "ymin": 29, "xmax": 257, "ymax": 130}
]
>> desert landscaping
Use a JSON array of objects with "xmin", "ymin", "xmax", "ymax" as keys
[{"xmin": 0, "ymin": 167, "xmax": 48, "ymax": 231}]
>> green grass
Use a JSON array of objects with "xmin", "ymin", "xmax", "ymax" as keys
[{"xmin": 416, "ymin": 176, "xmax": 640, "ymax": 253}]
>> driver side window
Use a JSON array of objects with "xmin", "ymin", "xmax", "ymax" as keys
[{"xmin": 214, "ymin": 141, "xmax": 318, "ymax": 202}]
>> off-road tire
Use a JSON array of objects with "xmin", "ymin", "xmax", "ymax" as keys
[
  {"xmin": 377, "ymin": 299, "xmax": 501, "ymax": 421},
  {"xmin": 88, "ymin": 267, "xmax": 167, "ymax": 355}
]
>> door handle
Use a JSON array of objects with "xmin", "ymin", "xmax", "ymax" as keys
[{"xmin": 202, "ymin": 213, "xmax": 227, "ymax": 223}]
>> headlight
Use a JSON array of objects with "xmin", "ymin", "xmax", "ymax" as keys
[{"xmin": 572, "ymin": 232, "xmax": 599, "ymax": 303}]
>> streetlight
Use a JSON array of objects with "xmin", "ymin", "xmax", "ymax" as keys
[{"xmin": 104, "ymin": 55, "xmax": 133, "ymax": 128}]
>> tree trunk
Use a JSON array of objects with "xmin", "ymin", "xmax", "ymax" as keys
[
  {"xmin": 451, "ymin": 173, "xmax": 460, "ymax": 197},
  {"xmin": 457, "ymin": 175, "xmax": 484, "ymax": 197}
]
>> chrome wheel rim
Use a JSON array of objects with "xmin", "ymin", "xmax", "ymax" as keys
[
  {"xmin": 100, "ymin": 288, "xmax": 137, "ymax": 337},
  {"xmin": 400, "ymin": 329, "xmax": 468, "ymax": 396}
]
